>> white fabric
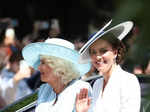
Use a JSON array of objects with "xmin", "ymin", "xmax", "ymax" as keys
[
  {"xmin": 45, "ymin": 38, "xmax": 75, "ymax": 50},
  {"xmin": 35, "ymin": 80, "xmax": 92, "ymax": 112},
  {"xmin": 90, "ymin": 65, "xmax": 141, "ymax": 112}
]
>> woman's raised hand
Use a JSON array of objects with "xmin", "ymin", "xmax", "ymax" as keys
[{"xmin": 76, "ymin": 88, "xmax": 91, "ymax": 112}]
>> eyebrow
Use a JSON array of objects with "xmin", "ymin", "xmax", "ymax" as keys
[{"xmin": 89, "ymin": 47, "xmax": 109, "ymax": 51}]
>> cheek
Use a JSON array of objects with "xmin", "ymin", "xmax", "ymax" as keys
[
  {"xmin": 90, "ymin": 56, "xmax": 97, "ymax": 65},
  {"xmin": 103, "ymin": 52, "xmax": 115, "ymax": 62},
  {"xmin": 40, "ymin": 71, "xmax": 51, "ymax": 82},
  {"xmin": 90, "ymin": 55, "xmax": 97, "ymax": 62},
  {"xmin": 44, "ymin": 67, "xmax": 52, "ymax": 76},
  {"xmin": 39, "ymin": 65, "xmax": 52, "ymax": 78}
]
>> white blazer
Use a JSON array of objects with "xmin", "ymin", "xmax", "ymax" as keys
[{"xmin": 90, "ymin": 65, "xmax": 141, "ymax": 112}]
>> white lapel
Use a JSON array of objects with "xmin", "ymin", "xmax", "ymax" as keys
[{"xmin": 93, "ymin": 65, "xmax": 122, "ymax": 112}]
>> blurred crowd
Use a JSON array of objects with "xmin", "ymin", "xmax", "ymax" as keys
[
  {"xmin": 0, "ymin": 17, "xmax": 149, "ymax": 109},
  {"xmin": 0, "ymin": 17, "xmax": 88, "ymax": 109}
]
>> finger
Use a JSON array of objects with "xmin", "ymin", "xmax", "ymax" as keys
[
  {"xmin": 76, "ymin": 93, "xmax": 79, "ymax": 103},
  {"xmin": 82, "ymin": 88, "xmax": 88, "ymax": 99},
  {"xmin": 84, "ymin": 88, "xmax": 88, "ymax": 98},
  {"xmin": 87, "ymin": 97, "xmax": 92, "ymax": 106},
  {"xmin": 79, "ymin": 89, "xmax": 84, "ymax": 100},
  {"xmin": 75, "ymin": 93, "xmax": 80, "ymax": 110},
  {"xmin": 81, "ymin": 88, "xmax": 87, "ymax": 99}
]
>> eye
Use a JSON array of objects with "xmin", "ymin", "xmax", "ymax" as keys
[
  {"xmin": 40, "ymin": 60, "xmax": 45, "ymax": 65},
  {"xmin": 99, "ymin": 48, "xmax": 108, "ymax": 54},
  {"xmin": 89, "ymin": 49, "xmax": 97, "ymax": 56}
]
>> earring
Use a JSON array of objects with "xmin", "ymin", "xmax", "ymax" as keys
[{"xmin": 113, "ymin": 55, "xmax": 117, "ymax": 62}]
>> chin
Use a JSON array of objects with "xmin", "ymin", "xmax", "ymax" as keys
[
  {"xmin": 97, "ymin": 66, "xmax": 104, "ymax": 71},
  {"xmin": 98, "ymin": 67, "xmax": 107, "ymax": 74},
  {"xmin": 40, "ymin": 76, "xmax": 47, "ymax": 82}
]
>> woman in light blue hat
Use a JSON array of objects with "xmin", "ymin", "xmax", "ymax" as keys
[
  {"xmin": 22, "ymin": 38, "xmax": 92, "ymax": 112},
  {"xmin": 76, "ymin": 21, "xmax": 141, "ymax": 112}
]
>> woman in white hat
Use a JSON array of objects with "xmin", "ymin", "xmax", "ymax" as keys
[
  {"xmin": 76, "ymin": 21, "xmax": 141, "ymax": 112},
  {"xmin": 22, "ymin": 38, "xmax": 92, "ymax": 112}
]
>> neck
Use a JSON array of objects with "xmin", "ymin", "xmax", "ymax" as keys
[
  {"xmin": 48, "ymin": 80, "xmax": 66, "ymax": 94},
  {"xmin": 101, "ymin": 63, "xmax": 117, "ymax": 83}
]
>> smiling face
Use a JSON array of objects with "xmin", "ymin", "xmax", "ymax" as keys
[{"xmin": 89, "ymin": 38, "xmax": 117, "ymax": 75}]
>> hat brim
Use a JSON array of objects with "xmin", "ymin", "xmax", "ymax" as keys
[
  {"xmin": 79, "ymin": 21, "xmax": 133, "ymax": 64},
  {"xmin": 22, "ymin": 42, "xmax": 91, "ymax": 77},
  {"xmin": 79, "ymin": 19, "xmax": 112, "ymax": 54}
]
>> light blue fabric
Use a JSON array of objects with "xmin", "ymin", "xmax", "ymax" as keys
[
  {"xmin": 36, "ymin": 80, "xmax": 92, "ymax": 112},
  {"xmin": 37, "ymin": 83, "xmax": 56, "ymax": 104},
  {"xmin": 22, "ymin": 42, "xmax": 91, "ymax": 77}
]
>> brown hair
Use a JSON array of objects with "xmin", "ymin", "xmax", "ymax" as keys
[{"xmin": 101, "ymin": 32, "xmax": 126, "ymax": 64}]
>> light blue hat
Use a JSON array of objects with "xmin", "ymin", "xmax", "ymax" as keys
[{"xmin": 22, "ymin": 38, "xmax": 91, "ymax": 77}]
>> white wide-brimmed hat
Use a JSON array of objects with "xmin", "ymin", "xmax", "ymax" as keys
[
  {"xmin": 22, "ymin": 38, "xmax": 91, "ymax": 77},
  {"xmin": 79, "ymin": 21, "xmax": 134, "ymax": 64}
]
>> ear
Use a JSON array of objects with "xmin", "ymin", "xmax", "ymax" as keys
[{"xmin": 113, "ymin": 49, "xmax": 118, "ymax": 58}]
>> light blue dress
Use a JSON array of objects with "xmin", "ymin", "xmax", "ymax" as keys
[{"xmin": 35, "ymin": 79, "xmax": 92, "ymax": 112}]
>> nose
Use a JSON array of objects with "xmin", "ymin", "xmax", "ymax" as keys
[
  {"xmin": 96, "ymin": 55, "xmax": 102, "ymax": 60},
  {"xmin": 38, "ymin": 64, "xmax": 42, "ymax": 71}
]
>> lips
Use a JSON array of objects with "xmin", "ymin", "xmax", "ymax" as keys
[
  {"xmin": 98, "ymin": 62, "xmax": 104, "ymax": 67},
  {"xmin": 95, "ymin": 59, "xmax": 107, "ymax": 68},
  {"xmin": 96, "ymin": 61, "xmax": 103, "ymax": 65}
]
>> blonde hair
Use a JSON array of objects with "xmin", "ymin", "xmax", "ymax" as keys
[{"xmin": 40, "ymin": 55, "xmax": 80, "ymax": 85}]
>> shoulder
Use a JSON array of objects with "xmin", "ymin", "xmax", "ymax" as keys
[
  {"xmin": 118, "ymin": 66, "xmax": 141, "ymax": 92},
  {"xmin": 118, "ymin": 67, "xmax": 141, "ymax": 111},
  {"xmin": 39, "ymin": 83, "xmax": 52, "ymax": 91},
  {"xmin": 93, "ymin": 77, "xmax": 103, "ymax": 88},
  {"xmin": 66, "ymin": 79, "xmax": 92, "ymax": 95},
  {"xmin": 119, "ymin": 66, "xmax": 139, "ymax": 83},
  {"xmin": 37, "ymin": 83, "xmax": 54, "ymax": 104},
  {"xmin": 38, "ymin": 83, "xmax": 53, "ymax": 95},
  {"xmin": 72, "ymin": 79, "xmax": 92, "ymax": 89}
]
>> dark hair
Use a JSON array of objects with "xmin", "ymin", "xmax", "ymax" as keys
[
  {"xmin": 101, "ymin": 32, "xmax": 126, "ymax": 64},
  {"xmin": 9, "ymin": 51, "xmax": 23, "ymax": 63},
  {"xmin": 0, "ymin": 47, "xmax": 8, "ymax": 70}
]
